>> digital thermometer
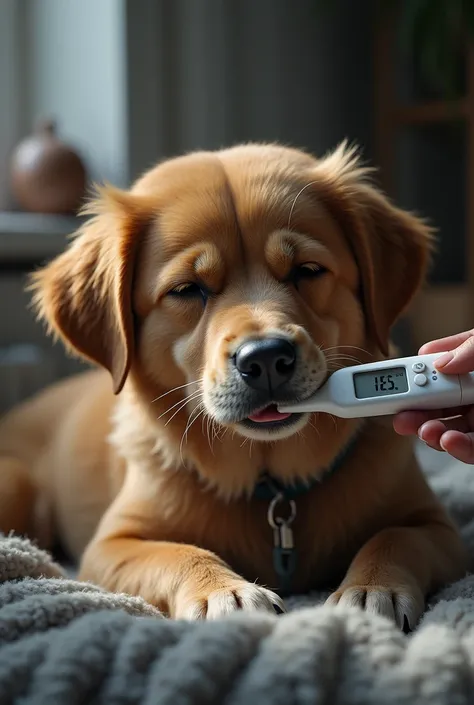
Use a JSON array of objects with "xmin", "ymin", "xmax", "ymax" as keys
[{"xmin": 278, "ymin": 353, "xmax": 474, "ymax": 419}]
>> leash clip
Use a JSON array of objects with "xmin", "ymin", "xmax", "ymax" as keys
[{"xmin": 267, "ymin": 493, "xmax": 297, "ymax": 592}]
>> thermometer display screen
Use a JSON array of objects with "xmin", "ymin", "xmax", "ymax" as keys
[{"xmin": 353, "ymin": 367, "xmax": 408, "ymax": 399}]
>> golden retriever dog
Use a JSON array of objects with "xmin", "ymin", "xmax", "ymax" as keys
[{"xmin": 0, "ymin": 142, "xmax": 467, "ymax": 627}]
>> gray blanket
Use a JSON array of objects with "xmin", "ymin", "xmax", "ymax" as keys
[{"xmin": 2, "ymin": 444, "xmax": 474, "ymax": 705}]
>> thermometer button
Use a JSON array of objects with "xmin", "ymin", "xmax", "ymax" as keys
[
  {"xmin": 412, "ymin": 362, "xmax": 426, "ymax": 373},
  {"xmin": 414, "ymin": 373, "xmax": 428, "ymax": 386}
]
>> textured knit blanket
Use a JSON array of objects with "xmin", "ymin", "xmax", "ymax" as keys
[{"xmin": 2, "ymin": 444, "xmax": 474, "ymax": 705}]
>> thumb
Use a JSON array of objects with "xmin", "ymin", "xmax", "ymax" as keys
[{"xmin": 434, "ymin": 335, "xmax": 474, "ymax": 375}]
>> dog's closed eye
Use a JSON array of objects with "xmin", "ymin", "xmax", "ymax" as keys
[
  {"xmin": 289, "ymin": 262, "xmax": 327, "ymax": 289},
  {"xmin": 168, "ymin": 283, "xmax": 210, "ymax": 306}
]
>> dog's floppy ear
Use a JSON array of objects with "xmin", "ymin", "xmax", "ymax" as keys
[
  {"xmin": 313, "ymin": 143, "xmax": 435, "ymax": 355},
  {"xmin": 30, "ymin": 186, "xmax": 149, "ymax": 394}
]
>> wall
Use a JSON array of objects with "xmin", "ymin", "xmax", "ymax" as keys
[
  {"xmin": 0, "ymin": 1, "xmax": 27, "ymax": 209},
  {"xmin": 3, "ymin": 0, "xmax": 374, "ymax": 191},
  {"xmin": 126, "ymin": 0, "xmax": 375, "ymax": 180},
  {"xmin": 24, "ymin": 0, "xmax": 128, "ymax": 186}
]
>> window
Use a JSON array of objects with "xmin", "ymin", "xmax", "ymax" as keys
[{"xmin": 0, "ymin": 0, "xmax": 25, "ymax": 210}]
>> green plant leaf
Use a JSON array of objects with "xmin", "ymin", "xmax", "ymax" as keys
[
  {"xmin": 462, "ymin": 0, "xmax": 474, "ymax": 42},
  {"xmin": 313, "ymin": 0, "xmax": 471, "ymax": 98}
]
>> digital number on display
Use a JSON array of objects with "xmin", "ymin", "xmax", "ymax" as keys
[{"xmin": 353, "ymin": 367, "xmax": 409, "ymax": 399}]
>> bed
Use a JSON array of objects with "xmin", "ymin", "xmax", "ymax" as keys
[{"xmin": 1, "ymin": 442, "xmax": 473, "ymax": 705}]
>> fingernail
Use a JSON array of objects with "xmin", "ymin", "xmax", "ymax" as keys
[
  {"xmin": 434, "ymin": 351, "xmax": 454, "ymax": 369},
  {"xmin": 418, "ymin": 426, "xmax": 427, "ymax": 442}
]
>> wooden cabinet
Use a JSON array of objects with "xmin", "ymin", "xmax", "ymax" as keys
[
  {"xmin": 0, "ymin": 213, "xmax": 86, "ymax": 413},
  {"xmin": 375, "ymin": 16, "xmax": 474, "ymax": 350}
]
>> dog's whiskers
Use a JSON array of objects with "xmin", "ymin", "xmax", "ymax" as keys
[
  {"xmin": 205, "ymin": 415, "xmax": 215, "ymax": 455},
  {"xmin": 324, "ymin": 345, "xmax": 372, "ymax": 357},
  {"xmin": 327, "ymin": 360, "xmax": 359, "ymax": 372},
  {"xmin": 325, "ymin": 352, "xmax": 363, "ymax": 361},
  {"xmin": 323, "ymin": 344, "xmax": 374, "ymax": 370},
  {"xmin": 158, "ymin": 389, "xmax": 203, "ymax": 421},
  {"xmin": 309, "ymin": 418, "xmax": 321, "ymax": 434},
  {"xmin": 179, "ymin": 403, "xmax": 206, "ymax": 464},
  {"xmin": 325, "ymin": 354, "xmax": 363, "ymax": 366},
  {"xmin": 287, "ymin": 180, "xmax": 318, "ymax": 229},
  {"xmin": 212, "ymin": 420, "xmax": 225, "ymax": 445},
  {"xmin": 151, "ymin": 378, "xmax": 203, "ymax": 404},
  {"xmin": 162, "ymin": 391, "xmax": 204, "ymax": 427}
]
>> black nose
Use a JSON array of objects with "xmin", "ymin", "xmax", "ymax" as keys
[{"xmin": 234, "ymin": 338, "xmax": 296, "ymax": 392}]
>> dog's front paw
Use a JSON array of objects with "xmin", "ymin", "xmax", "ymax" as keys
[
  {"xmin": 176, "ymin": 581, "xmax": 286, "ymax": 620},
  {"xmin": 326, "ymin": 582, "xmax": 424, "ymax": 631}
]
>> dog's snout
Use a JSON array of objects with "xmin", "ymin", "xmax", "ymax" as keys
[{"xmin": 234, "ymin": 338, "xmax": 296, "ymax": 392}]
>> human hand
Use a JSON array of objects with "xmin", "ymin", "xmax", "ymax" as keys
[{"xmin": 393, "ymin": 330, "xmax": 474, "ymax": 464}]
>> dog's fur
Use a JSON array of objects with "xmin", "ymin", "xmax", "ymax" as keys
[{"xmin": 0, "ymin": 143, "xmax": 467, "ymax": 625}]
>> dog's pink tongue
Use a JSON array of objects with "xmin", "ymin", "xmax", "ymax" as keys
[{"xmin": 248, "ymin": 404, "xmax": 291, "ymax": 423}]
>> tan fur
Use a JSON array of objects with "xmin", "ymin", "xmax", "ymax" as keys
[{"xmin": 0, "ymin": 142, "xmax": 466, "ymax": 626}]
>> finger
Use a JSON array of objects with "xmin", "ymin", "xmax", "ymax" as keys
[
  {"xmin": 393, "ymin": 408, "xmax": 466, "ymax": 436},
  {"xmin": 422, "ymin": 414, "xmax": 474, "ymax": 437},
  {"xmin": 418, "ymin": 420, "xmax": 449, "ymax": 451},
  {"xmin": 432, "ymin": 336, "xmax": 474, "ymax": 375},
  {"xmin": 419, "ymin": 330, "xmax": 473, "ymax": 355},
  {"xmin": 418, "ymin": 412, "xmax": 474, "ymax": 450},
  {"xmin": 393, "ymin": 411, "xmax": 435, "ymax": 435},
  {"xmin": 439, "ymin": 431, "xmax": 474, "ymax": 464}
]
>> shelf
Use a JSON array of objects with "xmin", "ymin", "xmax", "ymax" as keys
[
  {"xmin": 395, "ymin": 99, "xmax": 467, "ymax": 126},
  {"xmin": 0, "ymin": 211, "xmax": 84, "ymax": 263},
  {"xmin": 410, "ymin": 284, "xmax": 471, "ymax": 348},
  {"xmin": 375, "ymin": 17, "xmax": 474, "ymax": 336}
]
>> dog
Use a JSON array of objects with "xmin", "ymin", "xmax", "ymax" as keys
[{"xmin": 0, "ymin": 142, "xmax": 467, "ymax": 626}]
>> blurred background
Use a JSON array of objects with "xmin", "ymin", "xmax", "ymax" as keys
[{"xmin": 0, "ymin": 0, "xmax": 472, "ymax": 413}]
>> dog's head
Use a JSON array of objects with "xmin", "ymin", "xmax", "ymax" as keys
[{"xmin": 31, "ymin": 143, "xmax": 433, "ymax": 446}]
